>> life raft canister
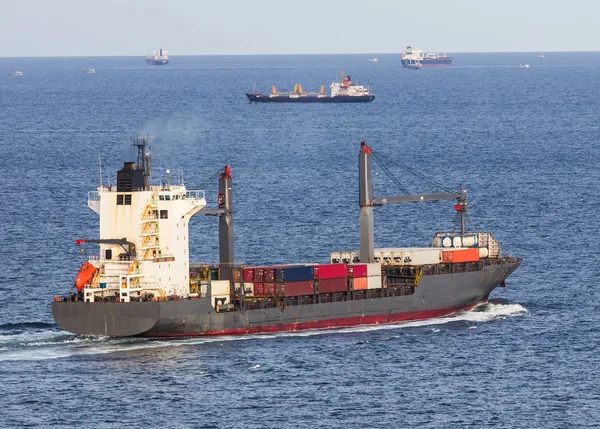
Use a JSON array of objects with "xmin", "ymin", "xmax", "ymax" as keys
[{"xmin": 74, "ymin": 262, "xmax": 97, "ymax": 291}]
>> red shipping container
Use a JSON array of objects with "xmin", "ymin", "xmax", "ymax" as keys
[
  {"xmin": 275, "ymin": 283, "xmax": 286, "ymax": 296},
  {"xmin": 319, "ymin": 278, "xmax": 348, "ymax": 293},
  {"xmin": 442, "ymin": 248, "xmax": 480, "ymax": 263},
  {"xmin": 242, "ymin": 268, "xmax": 255, "ymax": 283},
  {"xmin": 264, "ymin": 283, "xmax": 276, "ymax": 296},
  {"xmin": 253, "ymin": 282, "xmax": 265, "ymax": 296},
  {"xmin": 347, "ymin": 264, "xmax": 367, "ymax": 278},
  {"xmin": 313, "ymin": 266, "xmax": 319, "ymax": 279},
  {"xmin": 285, "ymin": 280, "xmax": 315, "ymax": 297},
  {"xmin": 265, "ymin": 268, "xmax": 276, "ymax": 282},
  {"xmin": 352, "ymin": 277, "xmax": 368, "ymax": 290},
  {"xmin": 318, "ymin": 263, "xmax": 347, "ymax": 280},
  {"xmin": 254, "ymin": 268, "xmax": 266, "ymax": 283}
]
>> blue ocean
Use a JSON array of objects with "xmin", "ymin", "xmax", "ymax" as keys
[{"xmin": 0, "ymin": 52, "xmax": 598, "ymax": 428}]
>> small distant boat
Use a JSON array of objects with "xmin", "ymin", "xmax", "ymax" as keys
[
  {"xmin": 538, "ymin": 54, "xmax": 545, "ymax": 59},
  {"xmin": 368, "ymin": 58, "xmax": 378, "ymax": 62},
  {"xmin": 83, "ymin": 68, "xmax": 96, "ymax": 74},
  {"xmin": 520, "ymin": 64, "xmax": 530, "ymax": 69},
  {"xmin": 8, "ymin": 71, "xmax": 23, "ymax": 76}
]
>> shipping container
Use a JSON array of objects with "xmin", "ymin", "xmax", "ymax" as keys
[
  {"xmin": 318, "ymin": 263, "xmax": 347, "ymax": 280},
  {"xmin": 264, "ymin": 283, "xmax": 276, "ymax": 296},
  {"xmin": 366, "ymin": 263, "xmax": 381, "ymax": 277},
  {"xmin": 242, "ymin": 268, "xmax": 254, "ymax": 283},
  {"xmin": 285, "ymin": 280, "xmax": 315, "ymax": 297},
  {"xmin": 352, "ymin": 277, "xmax": 368, "ymax": 290},
  {"xmin": 478, "ymin": 247, "xmax": 489, "ymax": 258},
  {"xmin": 275, "ymin": 283, "xmax": 285, "ymax": 296},
  {"xmin": 275, "ymin": 268, "xmax": 286, "ymax": 283},
  {"xmin": 285, "ymin": 265, "xmax": 314, "ymax": 282},
  {"xmin": 347, "ymin": 264, "xmax": 367, "ymax": 278},
  {"xmin": 253, "ymin": 268, "xmax": 266, "ymax": 283},
  {"xmin": 319, "ymin": 277, "xmax": 348, "ymax": 293},
  {"xmin": 211, "ymin": 280, "xmax": 230, "ymax": 296},
  {"xmin": 340, "ymin": 252, "xmax": 352, "ymax": 264},
  {"xmin": 233, "ymin": 270, "xmax": 241, "ymax": 283},
  {"xmin": 253, "ymin": 282, "xmax": 265, "ymax": 296},
  {"xmin": 442, "ymin": 248, "xmax": 480, "ymax": 263},
  {"xmin": 330, "ymin": 252, "xmax": 341, "ymax": 263},
  {"xmin": 234, "ymin": 282, "xmax": 253, "ymax": 296},
  {"xmin": 367, "ymin": 276, "xmax": 382, "ymax": 289},
  {"xmin": 265, "ymin": 268, "xmax": 275, "ymax": 283}
]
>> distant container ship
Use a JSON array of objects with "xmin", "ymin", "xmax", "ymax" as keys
[
  {"xmin": 401, "ymin": 45, "xmax": 452, "ymax": 67},
  {"xmin": 246, "ymin": 75, "xmax": 374, "ymax": 103},
  {"xmin": 145, "ymin": 48, "xmax": 169, "ymax": 65}
]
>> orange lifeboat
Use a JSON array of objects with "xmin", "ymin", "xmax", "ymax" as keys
[{"xmin": 74, "ymin": 262, "xmax": 97, "ymax": 291}]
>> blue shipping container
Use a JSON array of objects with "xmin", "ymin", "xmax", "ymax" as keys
[{"xmin": 285, "ymin": 265, "xmax": 314, "ymax": 282}]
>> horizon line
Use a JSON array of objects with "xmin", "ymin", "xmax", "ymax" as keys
[{"xmin": 1, "ymin": 49, "xmax": 599, "ymax": 59}]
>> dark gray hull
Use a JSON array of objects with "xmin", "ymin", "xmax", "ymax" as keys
[
  {"xmin": 52, "ymin": 260, "xmax": 520, "ymax": 337},
  {"xmin": 246, "ymin": 93, "xmax": 375, "ymax": 103}
]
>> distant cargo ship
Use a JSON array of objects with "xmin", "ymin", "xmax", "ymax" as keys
[
  {"xmin": 401, "ymin": 45, "xmax": 452, "ymax": 67},
  {"xmin": 246, "ymin": 75, "xmax": 374, "ymax": 103},
  {"xmin": 145, "ymin": 48, "xmax": 169, "ymax": 65}
]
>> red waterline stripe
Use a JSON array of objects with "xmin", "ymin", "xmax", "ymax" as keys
[{"xmin": 147, "ymin": 301, "xmax": 483, "ymax": 338}]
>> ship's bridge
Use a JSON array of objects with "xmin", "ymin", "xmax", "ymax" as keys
[{"xmin": 87, "ymin": 185, "xmax": 206, "ymax": 214}]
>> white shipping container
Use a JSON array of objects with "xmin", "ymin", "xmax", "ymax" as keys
[
  {"xmin": 211, "ymin": 280, "xmax": 230, "ymax": 296},
  {"xmin": 478, "ymin": 247, "xmax": 489, "ymax": 258},
  {"xmin": 234, "ymin": 282, "xmax": 254, "ymax": 296},
  {"xmin": 330, "ymin": 252, "xmax": 341, "ymax": 263},
  {"xmin": 367, "ymin": 275, "xmax": 382, "ymax": 289},
  {"xmin": 399, "ymin": 248, "xmax": 442, "ymax": 266},
  {"xmin": 339, "ymin": 248, "xmax": 441, "ymax": 265},
  {"xmin": 366, "ymin": 263, "xmax": 381, "ymax": 277},
  {"xmin": 340, "ymin": 251, "xmax": 353, "ymax": 264}
]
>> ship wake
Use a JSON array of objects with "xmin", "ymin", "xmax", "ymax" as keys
[{"xmin": 0, "ymin": 302, "xmax": 526, "ymax": 362}]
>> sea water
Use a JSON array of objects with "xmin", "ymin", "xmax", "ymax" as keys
[{"xmin": 0, "ymin": 53, "xmax": 598, "ymax": 428}]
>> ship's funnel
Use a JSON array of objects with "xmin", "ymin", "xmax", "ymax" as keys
[
  {"xmin": 358, "ymin": 141, "xmax": 374, "ymax": 263},
  {"xmin": 218, "ymin": 165, "xmax": 234, "ymax": 280}
]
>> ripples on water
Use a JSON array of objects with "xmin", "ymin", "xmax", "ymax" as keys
[{"xmin": 0, "ymin": 53, "xmax": 599, "ymax": 428}]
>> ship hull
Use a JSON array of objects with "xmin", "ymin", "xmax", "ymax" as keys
[
  {"xmin": 246, "ymin": 94, "xmax": 375, "ymax": 103},
  {"xmin": 52, "ymin": 259, "xmax": 520, "ymax": 337},
  {"xmin": 145, "ymin": 59, "xmax": 170, "ymax": 65},
  {"xmin": 401, "ymin": 58, "xmax": 452, "ymax": 67}
]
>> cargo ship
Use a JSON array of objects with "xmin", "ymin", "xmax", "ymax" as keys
[
  {"xmin": 401, "ymin": 45, "xmax": 452, "ymax": 67},
  {"xmin": 51, "ymin": 137, "xmax": 521, "ymax": 337},
  {"xmin": 246, "ymin": 75, "xmax": 374, "ymax": 103},
  {"xmin": 145, "ymin": 48, "xmax": 169, "ymax": 65}
]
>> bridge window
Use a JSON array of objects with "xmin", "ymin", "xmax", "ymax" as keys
[
  {"xmin": 117, "ymin": 195, "xmax": 124, "ymax": 205},
  {"xmin": 160, "ymin": 210, "xmax": 168, "ymax": 219},
  {"xmin": 124, "ymin": 194, "xmax": 132, "ymax": 205}
]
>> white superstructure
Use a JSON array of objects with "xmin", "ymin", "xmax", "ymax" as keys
[
  {"xmin": 330, "ymin": 75, "xmax": 371, "ymax": 97},
  {"xmin": 80, "ymin": 136, "xmax": 206, "ymax": 303}
]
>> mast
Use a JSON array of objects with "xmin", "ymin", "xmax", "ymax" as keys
[
  {"xmin": 358, "ymin": 141, "xmax": 375, "ymax": 263},
  {"xmin": 218, "ymin": 166, "xmax": 234, "ymax": 280}
]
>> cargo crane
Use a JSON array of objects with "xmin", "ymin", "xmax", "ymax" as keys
[
  {"xmin": 271, "ymin": 84, "xmax": 326, "ymax": 96},
  {"xmin": 358, "ymin": 141, "xmax": 468, "ymax": 263}
]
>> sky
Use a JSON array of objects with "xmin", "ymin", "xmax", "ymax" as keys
[{"xmin": 1, "ymin": 0, "xmax": 599, "ymax": 57}]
